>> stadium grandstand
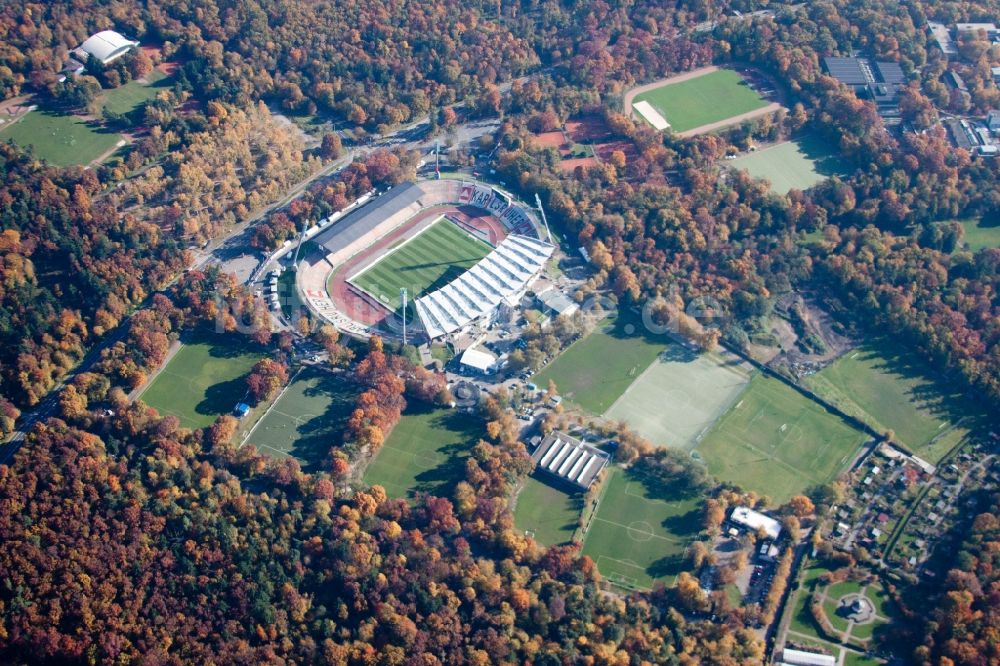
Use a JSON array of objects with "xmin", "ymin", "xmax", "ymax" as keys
[
  {"xmin": 414, "ymin": 233, "xmax": 554, "ymax": 339},
  {"xmin": 530, "ymin": 431, "xmax": 610, "ymax": 489}
]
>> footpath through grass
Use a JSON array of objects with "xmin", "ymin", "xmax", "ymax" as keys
[
  {"xmin": 633, "ymin": 69, "xmax": 768, "ymax": 132},
  {"xmin": 363, "ymin": 403, "xmax": 484, "ymax": 499},
  {"xmin": 580, "ymin": 466, "xmax": 701, "ymax": 591},
  {"xmin": 1, "ymin": 108, "xmax": 122, "ymax": 166},
  {"xmin": 533, "ymin": 316, "xmax": 667, "ymax": 415},
  {"xmin": 139, "ymin": 331, "xmax": 264, "ymax": 429},
  {"xmin": 513, "ymin": 474, "xmax": 583, "ymax": 546},
  {"xmin": 350, "ymin": 218, "xmax": 491, "ymax": 309},
  {"xmin": 698, "ymin": 374, "xmax": 867, "ymax": 503}
]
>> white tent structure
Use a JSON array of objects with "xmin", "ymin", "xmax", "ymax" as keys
[
  {"xmin": 415, "ymin": 234, "xmax": 554, "ymax": 339},
  {"xmin": 74, "ymin": 30, "xmax": 139, "ymax": 65}
]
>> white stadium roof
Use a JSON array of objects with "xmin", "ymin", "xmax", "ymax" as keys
[
  {"xmin": 415, "ymin": 234, "xmax": 554, "ymax": 339},
  {"xmin": 730, "ymin": 506, "xmax": 782, "ymax": 540},
  {"xmin": 75, "ymin": 30, "xmax": 139, "ymax": 65}
]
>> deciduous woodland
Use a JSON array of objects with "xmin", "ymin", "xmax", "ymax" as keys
[{"xmin": 0, "ymin": 0, "xmax": 997, "ymax": 664}]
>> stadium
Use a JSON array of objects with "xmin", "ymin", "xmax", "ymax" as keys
[{"xmin": 298, "ymin": 178, "xmax": 553, "ymax": 342}]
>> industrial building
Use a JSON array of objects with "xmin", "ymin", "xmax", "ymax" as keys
[
  {"xmin": 822, "ymin": 56, "xmax": 907, "ymax": 120},
  {"xmin": 530, "ymin": 431, "xmax": 610, "ymax": 489}
]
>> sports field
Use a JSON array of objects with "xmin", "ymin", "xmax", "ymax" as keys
[
  {"xmin": 0, "ymin": 109, "xmax": 122, "ymax": 166},
  {"xmin": 363, "ymin": 404, "xmax": 484, "ymax": 499},
  {"xmin": 139, "ymin": 333, "xmax": 264, "ymax": 430},
  {"xmin": 245, "ymin": 367, "xmax": 356, "ymax": 470},
  {"xmin": 729, "ymin": 136, "xmax": 845, "ymax": 194},
  {"xmin": 632, "ymin": 69, "xmax": 769, "ymax": 133},
  {"xmin": 100, "ymin": 71, "xmax": 171, "ymax": 116},
  {"xmin": 580, "ymin": 466, "xmax": 701, "ymax": 591},
  {"xmin": 513, "ymin": 474, "xmax": 583, "ymax": 546},
  {"xmin": 697, "ymin": 375, "xmax": 867, "ymax": 503},
  {"xmin": 533, "ymin": 317, "xmax": 666, "ymax": 415},
  {"xmin": 804, "ymin": 343, "xmax": 961, "ymax": 460},
  {"xmin": 604, "ymin": 342, "xmax": 753, "ymax": 449},
  {"xmin": 350, "ymin": 218, "xmax": 491, "ymax": 309}
]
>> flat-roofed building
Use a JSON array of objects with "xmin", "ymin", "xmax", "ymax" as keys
[
  {"xmin": 729, "ymin": 506, "xmax": 782, "ymax": 540},
  {"xmin": 779, "ymin": 648, "xmax": 837, "ymax": 666},
  {"xmin": 530, "ymin": 431, "xmax": 610, "ymax": 489}
]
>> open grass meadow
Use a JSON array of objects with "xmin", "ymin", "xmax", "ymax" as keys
[
  {"xmin": 604, "ymin": 342, "xmax": 753, "ymax": 450},
  {"xmin": 1, "ymin": 108, "xmax": 122, "ymax": 166},
  {"xmin": 959, "ymin": 217, "xmax": 1000, "ymax": 252},
  {"xmin": 100, "ymin": 70, "xmax": 171, "ymax": 116},
  {"xmin": 729, "ymin": 135, "xmax": 845, "ymax": 194},
  {"xmin": 532, "ymin": 316, "xmax": 667, "ymax": 415},
  {"xmin": 245, "ymin": 367, "xmax": 356, "ymax": 471},
  {"xmin": 513, "ymin": 474, "xmax": 583, "ymax": 546},
  {"xmin": 633, "ymin": 69, "xmax": 769, "ymax": 132},
  {"xmin": 139, "ymin": 332, "xmax": 265, "ymax": 430},
  {"xmin": 580, "ymin": 466, "xmax": 701, "ymax": 591},
  {"xmin": 697, "ymin": 375, "xmax": 867, "ymax": 503},
  {"xmin": 350, "ymin": 218, "xmax": 491, "ymax": 309},
  {"xmin": 363, "ymin": 404, "xmax": 484, "ymax": 499},
  {"xmin": 804, "ymin": 342, "xmax": 963, "ymax": 460}
]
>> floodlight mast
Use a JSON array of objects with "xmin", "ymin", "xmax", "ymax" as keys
[
  {"xmin": 400, "ymin": 288, "xmax": 408, "ymax": 346},
  {"xmin": 534, "ymin": 192, "xmax": 554, "ymax": 244}
]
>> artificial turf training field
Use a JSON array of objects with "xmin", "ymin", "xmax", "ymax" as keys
[
  {"xmin": 532, "ymin": 316, "xmax": 666, "ymax": 415},
  {"xmin": 0, "ymin": 109, "xmax": 122, "ymax": 167},
  {"xmin": 729, "ymin": 135, "xmax": 845, "ymax": 194},
  {"xmin": 804, "ymin": 342, "xmax": 964, "ymax": 461},
  {"xmin": 697, "ymin": 374, "xmax": 867, "ymax": 503},
  {"xmin": 632, "ymin": 69, "xmax": 769, "ymax": 133},
  {"xmin": 580, "ymin": 466, "xmax": 701, "ymax": 591},
  {"xmin": 139, "ymin": 332, "xmax": 264, "ymax": 430},
  {"xmin": 363, "ymin": 403, "xmax": 484, "ymax": 499},
  {"xmin": 246, "ymin": 367, "xmax": 356, "ymax": 471},
  {"xmin": 350, "ymin": 218, "xmax": 491, "ymax": 310},
  {"xmin": 604, "ymin": 342, "xmax": 753, "ymax": 450},
  {"xmin": 513, "ymin": 474, "xmax": 583, "ymax": 546}
]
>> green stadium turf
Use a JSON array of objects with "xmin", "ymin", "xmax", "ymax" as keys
[
  {"xmin": 580, "ymin": 466, "xmax": 701, "ymax": 591},
  {"xmin": 633, "ymin": 69, "xmax": 769, "ymax": 133},
  {"xmin": 0, "ymin": 108, "xmax": 123, "ymax": 167},
  {"xmin": 729, "ymin": 135, "xmax": 845, "ymax": 194},
  {"xmin": 697, "ymin": 375, "xmax": 867, "ymax": 503},
  {"xmin": 245, "ymin": 367, "xmax": 356, "ymax": 470},
  {"xmin": 139, "ymin": 332, "xmax": 264, "ymax": 430},
  {"xmin": 100, "ymin": 71, "xmax": 171, "ymax": 116},
  {"xmin": 350, "ymin": 218, "xmax": 491, "ymax": 309},
  {"xmin": 533, "ymin": 316, "xmax": 667, "ymax": 415},
  {"xmin": 604, "ymin": 342, "xmax": 753, "ymax": 449},
  {"xmin": 363, "ymin": 403, "xmax": 484, "ymax": 499},
  {"xmin": 513, "ymin": 474, "xmax": 583, "ymax": 546},
  {"xmin": 804, "ymin": 342, "xmax": 963, "ymax": 459}
]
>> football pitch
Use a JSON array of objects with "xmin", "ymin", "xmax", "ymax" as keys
[
  {"xmin": 729, "ymin": 136, "xmax": 845, "ymax": 194},
  {"xmin": 632, "ymin": 69, "xmax": 769, "ymax": 133},
  {"xmin": 804, "ymin": 343, "xmax": 964, "ymax": 461},
  {"xmin": 139, "ymin": 332, "xmax": 264, "ymax": 429},
  {"xmin": 581, "ymin": 466, "xmax": 701, "ymax": 591},
  {"xmin": 604, "ymin": 342, "xmax": 753, "ymax": 449},
  {"xmin": 1, "ymin": 108, "xmax": 123, "ymax": 167},
  {"xmin": 532, "ymin": 316, "xmax": 667, "ymax": 415},
  {"xmin": 363, "ymin": 404, "xmax": 484, "ymax": 499},
  {"xmin": 350, "ymin": 218, "xmax": 491, "ymax": 309},
  {"xmin": 697, "ymin": 375, "xmax": 867, "ymax": 503},
  {"xmin": 513, "ymin": 474, "xmax": 583, "ymax": 546},
  {"xmin": 245, "ymin": 367, "xmax": 356, "ymax": 470}
]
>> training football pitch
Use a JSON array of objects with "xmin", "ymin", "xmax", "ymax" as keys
[
  {"xmin": 363, "ymin": 404, "xmax": 484, "ymax": 499},
  {"xmin": 729, "ymin": 136, "xmax": 845, "ymax": 194},
  {"xmin": 804, "ymin": 343, "xmax": 964, "ymax": 461},
  {"xmin": 100, "ymin": 70, "xmax": 172, "ymax": 116},
  {"xmin": 581, "ymin": 466, "xmax": 701, "ymax": 591},
  {"xmin": 139, "ymin": 332, "xmax": 264, "ymax": 429},
  {"xmin": 697, "ymin": 375, "xmax": 867, "ymax": 503},
  {"xmin": 246, "ymin": 367, "xmax": 356, "ymax": 470},
  {"xmin": 513, "ymin": 474, "xmax": 583, "ymax": 546},
  {"xmin": 1, "ymin": 109, "xmax": 122, "ymax": 167},
  {"xmin": 632, "ymin": 69, "xmax": 769, "ymax": 133},
  {"xmin": 350, "ymin": 218, "xmax": 491, "ymax": 309},
  {"xmin": 604, "ymin": 342, "xmax": 753, "ymax": 449},
  {"xmin": 533, "ymin": 317, "xmax": 667, "ymax": 415}
]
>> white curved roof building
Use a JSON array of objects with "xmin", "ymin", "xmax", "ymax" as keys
[{"xmin": 74, "ymin": 30, "xmax": 139, "ymax": 65}]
